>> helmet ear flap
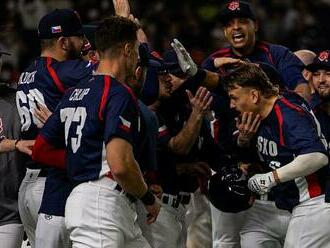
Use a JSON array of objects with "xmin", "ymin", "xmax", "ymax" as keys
[{"xmin": 208, "ymin": 166, "xmax": 253, "ymax": 213}]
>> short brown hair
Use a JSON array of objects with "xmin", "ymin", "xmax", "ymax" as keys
[
  {"xmin": 222, "ymin": 63, "xmax": 279, "ymax": 97},
  {"xmin": 95, "ymin": 16, "xmax": 138, "ymax": 56}
]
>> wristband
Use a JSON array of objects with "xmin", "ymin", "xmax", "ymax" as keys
[
  {"xmin": 14, "ymin": 139, "xmax": 20, "ymax": 150},
  {"xmin": 272, "ymin": 170, "xmax": 281, "ymax": 184},
  {"xmin": 140, "ymin": 190, "xmax": 155, "ymax": 206}
]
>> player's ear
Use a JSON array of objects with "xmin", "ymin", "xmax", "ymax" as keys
[
  {"xmin": 250, "ymin": 89, "xmax": 259, "ymax": 104},
  {"xmin": 58, "ymin": 37, "xmax": 68, "ymax": 51},
  {"xmin": 135, "ymin": 66, "xmax": 142, "ymax": 81},
  {"xmin": 124, "ymin": 42, "xmax": 132, "ymax": 57}
]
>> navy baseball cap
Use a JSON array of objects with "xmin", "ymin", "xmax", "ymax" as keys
[
  {"xmin": 163, "ymin": 49, "xmax": 184, "ymax": 77},
  {"xmin": 306, "ymin": 50, "xmax": 330, "ymax": 72},
  {"xmin": 139, "ymin": 52, "xmax": 170, "ymax": 105},
  {"xmin": 219, "ymin": 1, "xmax": 256, "ymax": 24},
  {"xmin": 38, "ymin": 9, "xmax": 84, "ymax": 39},
  {"xmin": 81, "ymin": 24, "xmax": 98, "ymax": 55}
]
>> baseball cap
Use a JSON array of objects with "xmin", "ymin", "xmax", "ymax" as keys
[
  {"xmin": 219, "ymin": 0, "xmax": 256, "ymax": 24},
  {"xmin": 306, "ymin": 50, "xmax": 330, "ymax": 72},
  {"xmin": 163, "ymin": 49, "xmax": 184, "ymax": 77},
  {"xmin": 81, "ymin": 24, "xmax": 98, "ymax": 55},
  {"xmin": 38, "ymin": 9, "xmax": 84, "ymax": 39}
]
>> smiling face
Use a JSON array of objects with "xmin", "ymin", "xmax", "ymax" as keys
[
  {"xmin": 223, "ymin": 17, "xmax": 257, "ymax": 55},
  {"xmin": 312, "ymin": 69, "xmax": 330, "ymax": 100}
]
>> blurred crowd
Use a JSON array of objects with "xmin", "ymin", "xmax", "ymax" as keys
[{"xmin": 0, "ymin": 0, "xmax": 329, "ymax": 86}]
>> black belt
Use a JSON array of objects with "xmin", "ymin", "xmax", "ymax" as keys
[
  {"xmin": 162, "ymin": 193, "xmax": 191, "ymax": 208},
  {"xmin": 114, "ymin": 184, "xmax": 137, "ymax": 203}
]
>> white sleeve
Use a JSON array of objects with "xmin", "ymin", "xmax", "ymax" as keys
[{"xmin": 276, "ymin": 152, "xmax": 328, "ymax": 183}]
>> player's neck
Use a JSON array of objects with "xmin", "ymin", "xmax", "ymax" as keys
[
  {"xmin": 259, "ymin": 95, "xmax": 278, "ymax": 120},
  {"xmin": 96, "ymin": 60, "xmax": 126, "ymax": 83},
  {"xmin": 41, "ymin": 49, "xmax": 66, "ymax": 62}
]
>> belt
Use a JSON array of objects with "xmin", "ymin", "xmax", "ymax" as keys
[
  {"xmin": 161, "ymin": 192, "xmax": 191, "ymax": 208},
  {"xmin": 106, "ymin": 171, "xmax": 137, "ymax": 203}
]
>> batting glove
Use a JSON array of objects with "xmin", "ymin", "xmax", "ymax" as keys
[
  {"xmin": 171, "ymin": 38, "xmax": 198, "ymax": 77},
  {"xmin": 248, "ymin": 172, "xmax": 277, "ymax": 195}
]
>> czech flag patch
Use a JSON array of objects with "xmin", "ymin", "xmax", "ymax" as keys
[{"xmin": 51, "ymin": 26, "xmax": 62, "ymax": 34}]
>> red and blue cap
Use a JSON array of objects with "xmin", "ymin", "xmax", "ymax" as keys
[
  {"xmin": 219, "ymin": 1, "xmax": 256, "ymax": 24},
  {"xmin": 306, "ymin": 50, "xmax": 330, "ymax": 72},
  {"xmin": 38, "ymin": 9, "xmax": 84, "ymax": 39}
]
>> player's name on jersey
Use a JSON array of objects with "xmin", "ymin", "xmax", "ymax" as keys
[
  {"xmin": 18, "ymin": 71, "xmax": 37, "ymax": 85},
  {"xmin": 69, "ymin": 88, "xmax": 90, "ymax": 101},
  {"xmin": 257, "ymin": 136, "xmax": 278, "ymax": 157}
]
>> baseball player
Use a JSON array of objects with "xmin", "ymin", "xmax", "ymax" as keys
[
  {"xmin": 16, "ymin": 9, "xmax": 91, "ymax": 247},
  {"xmin": 0, "ymin": 48, "xmax": 34, "ymax": 248},
  {"xmin": 33, "ymin": 16, "xmax": 160, "ymax": 247},
  {"xmin": 308, "ymin": 49, "xmax": 330, "ymax": 196},
  {"xmin": 224, "ymin": 62, "xmax": 330, "ymax": 248},
  {"xmin": 201, "ymin": 2, "xmax": 309, "ymax": 246},
  {"xmin": 203, "ymin": 0, "xmax": 309, "ymax": 100}
]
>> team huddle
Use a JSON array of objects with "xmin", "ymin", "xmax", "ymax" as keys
[{"xmin": 1, "ymin": 0, "xmax": 330, "ymax": 248}]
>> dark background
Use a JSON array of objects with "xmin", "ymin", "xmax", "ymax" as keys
[{"xmin": 0, "ymin": 0, "xmax": 329, "ymax": 84}]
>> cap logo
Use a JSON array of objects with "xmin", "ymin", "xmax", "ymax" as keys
[
  {"xmin": 228, "ymin": 1, "xmax": 240, "ymax": 11},
  {"xmin": 51, "ymin": 25, "xmax": 62, "ymax": 34},
  {"xmin": 318, "ymin": 51, "xmax": 329, "ymax": 62}
]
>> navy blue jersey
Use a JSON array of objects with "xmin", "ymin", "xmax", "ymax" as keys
[
  {"xmin": 137, "ymin": 100, "xmax": 158, "ymax": 173},
  {"xmin": 256, "ymin": 95, "xmax": 328, "ymax": 210},
  {"xmin": 202, "ymin": 41, "xmax": 306, "ymax": 90},
  {"xmin": 41, "ymin": 75, "xmax": 141, "ymax": 184},
  {"xmin": 16, "ymin": 57, "xmax": 94, "ymax": 169}
]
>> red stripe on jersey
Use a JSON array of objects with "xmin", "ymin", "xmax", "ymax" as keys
[
  {"xmin": 306, "ymin": 173, "xmax": 322, "ymax": 198},
  {"xmin": 98, "ymin": 75, "xmax": 112, "ymax": 121},
  {"xmin": 256, "ymin": 41, "xmax": 275, "ymax": 65},
  {"xmin": 280, "ymin": 97, "xmax": 304, "ymax": 113},
  {"xmin": 119, "ymin": 124, "xmax": 130, "ymax": 133},
  {"xmin": 274, "ymin": 104, "xmax": 285, "ymax": 146},
  {"xmin": 210, "ymin": 47, "xmax": 231, "ymax": 59},
  {"xmin": 121, "ymin": 83, "xmax": 137, "ymax": 103},
  {"xmin": 46, "ymin": 57, "xmax": 65, "ymax": 94}
]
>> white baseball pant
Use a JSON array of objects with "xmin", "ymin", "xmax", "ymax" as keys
[
  {"xmin": 284, "ymin": 195, "xmax": 330, "ymax": 248},
  {"xmin": 65, "ymin": 178, "xmax": 150, "ymax": 248},
  {"xmin": 240, "ymin": 200, "xmax": 291, "ymax": 248},
  {"xmin": 137, "ymin": 199, "xmax": 187, "ymax": 248},
  {"xmin": 0, "ymin": 223, "xmax": 24, "ymax": 248},
  {"xmin": 210, "ymin": 203, "xmax": 248, "ymax": 248},
  {"xmin": 18, "ymin": 169, "xmax": 46, "ymax": 248},
  {"xmin": 35, "ymin": 214, "xmax": 70, "ymax": 248}
]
